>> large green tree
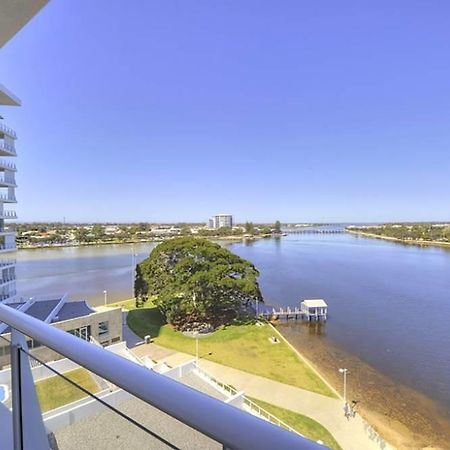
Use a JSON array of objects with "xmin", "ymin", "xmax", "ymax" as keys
[{"xmin": 135, "ymin": 237, "xmax": 263, "ymax": 330}]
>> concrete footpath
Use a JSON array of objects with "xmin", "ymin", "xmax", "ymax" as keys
[{"xmin": 132, "ymin": 344, "xmax": 391, "ymax": 450}]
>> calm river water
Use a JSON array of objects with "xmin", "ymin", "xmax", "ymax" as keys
[{"xmin": 16, "ymin": 233, "xmax": 450, "ymax": 435}]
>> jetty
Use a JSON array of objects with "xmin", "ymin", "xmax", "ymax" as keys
[{"xmin": 257, "ymin": 299, "xmax": 328, "ymax": 322}]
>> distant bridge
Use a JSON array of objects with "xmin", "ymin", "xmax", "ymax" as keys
[{"xmin": 284, "ymin": 229, "xmax": 344, "ymax": 235}]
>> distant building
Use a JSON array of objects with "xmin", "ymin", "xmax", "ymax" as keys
[{"xmin": 208, "ymin": 214, "xmax": 233, "ymax": 229}]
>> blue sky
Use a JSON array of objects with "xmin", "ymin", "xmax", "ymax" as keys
[{"xmin": 1, "ymin": 1, "xmax": 450, "ymax": 223}]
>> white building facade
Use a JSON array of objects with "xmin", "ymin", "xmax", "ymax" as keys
[
  {"xmin": 208, "ymin": 214, "xmax": 233, "ymax": 229},
  {"xmin": 0, "ymin": 99, "xmax": 18, "ymax": 303}
]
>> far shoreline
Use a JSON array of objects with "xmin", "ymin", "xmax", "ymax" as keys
[
  {"xmin": 17, "ymin": 234, "xmax": 276, "ymax": 251},
  {"xmin": 346, "ymin": 229, "xmax": 450, "ymax": 249}
]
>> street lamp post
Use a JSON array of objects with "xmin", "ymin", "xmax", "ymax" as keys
[
  {"xmin": 339, "ymin": 368, "xmax": 348, "ymax": 404},
  {"xmin": 103, "ymin": 290, "xmax": 107, "ymax": 306}
]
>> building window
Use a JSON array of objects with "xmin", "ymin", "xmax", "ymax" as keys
[
  {"xmin": 68, "ymin": 325, "xmax": 91, "ymax": 341},
  {"xmin": 98, "ymin": 321, "xmax": 109, "ymax": 336}
]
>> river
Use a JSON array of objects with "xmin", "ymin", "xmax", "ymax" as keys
[{"xmin": 16, "ymin": 233, "xmax": 450, "ymax": 447}]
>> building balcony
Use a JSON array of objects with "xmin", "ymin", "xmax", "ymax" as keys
[
  {"xmin": 0, "ymin": 160, "xmax": 16, "ymax": 172},
  {"xmin": 0, "ymin": 123, "xmax": 17, "ymax": 139},
  {"xmin": 0, "ymin": 259, "xmax": 15, "ymax": 268},
  {"xmin": 0, "ymin": 210, "xmax": 17, "ymax": 220},
  {"xmin": 0, "ymin": 211, "xmax": 17, "ymax": 220},
  {"xmin": 0, "ymin": 175, "xmax": 16, "ymax": 187},
  {"xmin": 0, "ymin": 243, "xmax": 16, "ymax": 253},
  {"xmin": 0, "ymin": 230, "xmax": 15, "ymax": 237},
  {"xmin": 0, "ymin": 290, "xmax": 16, "ymax": 302},
  {"xmin": 0, "ymin": 141, "xmax": 16, "ymax": 157},
  {"xmin": 0, "ymin": 193, "xmax": 17, "ymax": 203},
  {"xmin": 0, "ymin": 277, "xmax": 15, "ymax": 287}
]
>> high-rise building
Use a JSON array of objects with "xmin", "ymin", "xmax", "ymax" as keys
[
  {"xmin": 0, "ymin": 0, "xmax": 49, "ymax": 303},
  {"xmin": 208, "ymin": 214, "xmax": 233, "ymax": 229},
  {"xmin": 0, "ymin": 115, "xmax": 17, "ymax": 302}
]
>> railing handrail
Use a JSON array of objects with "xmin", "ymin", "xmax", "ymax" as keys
[
  {"xmin": 0, "ymin": 141, "xmax": 16, "ymax": 153},
  {"xmin": 0, "ymin": 211, "xmax": 17, "ymax": 217},
  {"xmin": 0, "ymin": 159, "xmax": 17, "ymax": 170},
  {"xmin": 0, "ymin": 123, "xmax": 17, "ymax": 139},
  {"xmin": 0, "ymin": 303, "xmax": 322, "ymax": 450}
]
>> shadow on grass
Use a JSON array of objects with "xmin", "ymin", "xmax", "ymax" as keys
[{"xmin": 127, "ymin": 307, "xmax": 167, "ymax": 339}]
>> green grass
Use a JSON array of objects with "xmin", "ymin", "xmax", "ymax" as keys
[
  {"xmin": 116, "ymin": 299, "xmax": 336, "ymax": 398},
  {"xmin": 250, "ymin": 397, "xmax": 342, "ymax": 450},
  {"xmin": 35, "ymin": 368, "xmax": 100, "ymax": 412}
]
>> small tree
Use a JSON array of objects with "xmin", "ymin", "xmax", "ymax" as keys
[
  {"xmin": 245, "ymin": 222, "xmax": 255, "ymax": 235},
  {"xmin": 274, "ymin": 220, "xmax": 282, "ymax": 234}
]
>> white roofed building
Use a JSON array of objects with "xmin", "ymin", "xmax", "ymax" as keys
[{"xmin": 300, "ymin": 299, "xmax": 328, "ymax": 321}]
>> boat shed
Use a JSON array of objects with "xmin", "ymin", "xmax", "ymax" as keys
[{"xmin": 300, "ymin": 299, "xmax": 328, "ymax": 321}]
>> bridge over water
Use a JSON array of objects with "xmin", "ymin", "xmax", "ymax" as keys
[{"xmin": 284, "ymin": 229, "xmax": 344, "ymax": 235}]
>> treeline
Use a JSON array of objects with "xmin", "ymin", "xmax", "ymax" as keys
[{"xmin": 349, "ymin": 224, "xmax": 450, "ymax": 242}]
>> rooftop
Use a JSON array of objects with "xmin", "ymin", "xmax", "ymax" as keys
[
  {"xmin": 0, "ymin": 295, "xmax": 97, "ymax": 334},
  {"xmin": 301, "ymin": 299, "xmax": 328, "ymax": 308}
]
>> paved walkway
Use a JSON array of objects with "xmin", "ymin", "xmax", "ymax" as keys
[
  {"xmin": 132, "ymin": 344, "xmax": 391, "ymax": 450},
  {"xmin": 122, "ymin": 311, "xmax": 144, "ymax": 348}
]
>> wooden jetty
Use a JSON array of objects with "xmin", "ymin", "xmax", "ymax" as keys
[{"xmin": 257, "ymin": 299, "xmax": 328, "ymax": 322}]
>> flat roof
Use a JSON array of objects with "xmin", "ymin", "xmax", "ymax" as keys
[
  {"xmin": 302, "ymin": 299, "xmax": 328, "ymax": 307},
  {"xmin": 0, "ymin": 0, "xmax": 49, "ymax": 49}
]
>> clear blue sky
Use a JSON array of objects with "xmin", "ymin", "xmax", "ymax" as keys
[{"xmin": 1, "ymin": 1, "xmax": 449, "ymax": 223}]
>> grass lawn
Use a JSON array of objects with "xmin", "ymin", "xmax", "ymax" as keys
[
  {"xmin": 250, "ymin": 397, "xmax": 342, "ymax": 450},
  {"xmin": 35, "ymin": 368, "xmax": 100, "ymax": 412},
  {"xmin": 114, "ymin": 299, "xmax": 336, "ymax": 398}
]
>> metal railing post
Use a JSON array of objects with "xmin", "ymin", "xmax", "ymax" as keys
[
  {"xmin": 10, "ymin": 329, "xmax": 49, "ymax": 450},
  {"xmin": 10, "ymin": 339, "xmax": 23, "ymax": 450}
]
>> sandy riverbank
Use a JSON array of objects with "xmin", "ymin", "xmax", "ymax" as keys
[
  {"xmin": 276, "ymin": 321, "xmax": 450, "ymax": 449},
  {"xmin": 346, "ymin": 230, "xmax": 450, "ymax": 250}
]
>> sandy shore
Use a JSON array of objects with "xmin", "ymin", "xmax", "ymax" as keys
[
  {"xmin": 346, "ymin": 230, "xmax": 450, "ymax": 250},
  {"xmin": 276, "ymin": 321, "xmax": 450, "ymax": 449}
]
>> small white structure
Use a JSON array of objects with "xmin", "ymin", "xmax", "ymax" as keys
[{"xmin": 300, "ymin": 299, "xmax": 328, "ymax": 321}]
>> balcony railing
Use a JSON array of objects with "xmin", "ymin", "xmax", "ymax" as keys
[
  {"xmin": 0, "ymin": 276, "xmax": 15, "ymax": 285},
  {"xmin": 0, "ymin": 194, "xmax": 17, "ymax": 202},
  {"xmin": 0, "ymin": 160, "xmax": 16, "ymax": 171},
  {"xmin": 0, "ymin": 123, "xmax": 17, "ymax": 139},
  {"xmin": 0, "ymin": 175, "xmax": 16, "ymax": 185},
  {"xmin": 0, "ymin": 290, "xmax": 16, "ymax": 301},
  {"xmin": 0, "ymin": 243, "xmax": 16, "ymax": 251},
  {"xmin": 0, "ymin": 303, "xmax": 322, "ymax": 450},
  {"xmin": 0, "ymin": 211, "xmax": 17, "ymax": 219},
  {"xmin": 0, "ymin": 141, "xmax": 16, "ymax": 156},
  {"xmin": 0, "ymin": 260, "xmax": 16, "ymax": 267}
]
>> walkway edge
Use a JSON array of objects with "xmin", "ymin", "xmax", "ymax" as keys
[{"xmin": 268, "ymin": 323, "xmax": 342, "ymax": 400}]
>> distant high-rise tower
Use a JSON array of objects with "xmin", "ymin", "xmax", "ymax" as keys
[{"xmin": 208, "ymin": 214, "xmax": 233, "ymax": 229}]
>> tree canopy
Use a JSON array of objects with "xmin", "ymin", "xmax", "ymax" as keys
[{"xmin": 135, "ymin": 237, "xmax": 263, "ymax": 330}]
